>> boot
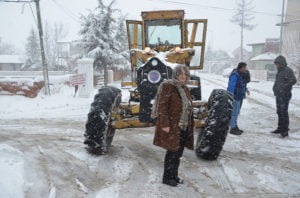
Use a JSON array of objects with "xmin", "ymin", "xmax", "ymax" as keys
[
  {"xmin": 162, "ymin": 178, "xmax": 178, "ymax": 187},
  {"xmin": 270, "ymin": 129, "xmax": 281, "ymax": 134},
  {"xmin": 230, "ymin": 127, "xmax": 242, "ymax": 135},
  {"xmin": 173, "ymin": 158, "xmax": 184, "ymax": 184},
  {"xmin": 280, "ymin": 130, "xmax": 289, "ymax": 138},
  {"xmin": 175, "ymin": 176, "xmax": 184, "ymax": 184},
  {"xmin": 163, "ymin": 151, "xmax": 178, "ymax": 187},
  {"xmin": 237, "ymin": 126, "xmax": 244, "ymax": 133}
]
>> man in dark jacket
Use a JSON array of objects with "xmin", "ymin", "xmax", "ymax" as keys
[
  {"xmin": 271, "ymin": 55, "xmax": 297, "ymax": 138},
  {"xmin": 227, "ymin": 62, "xmax": 249, "ymax": 135}
]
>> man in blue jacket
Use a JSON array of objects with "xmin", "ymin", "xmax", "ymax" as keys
[{"xmin": 227, "ymin": 62, "xmax": 250, "ymax": 135}]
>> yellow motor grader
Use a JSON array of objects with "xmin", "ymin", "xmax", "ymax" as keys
[{"xmin": 84, "ymin": 10, "xmax": 233, "ymax": 160}]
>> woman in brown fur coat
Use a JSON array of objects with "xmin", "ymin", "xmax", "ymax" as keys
[{"xmin": 152, "ymin": 65, "xmax": 194, "ymax": 187}]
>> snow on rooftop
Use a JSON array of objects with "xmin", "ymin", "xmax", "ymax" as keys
[
  {"xmin": 0, "ymin": 55, "xmax": 24, "ymax": 64},
  {"xmin": 251, "ymin": 53, "xmax": 278, "ymax": 61}
]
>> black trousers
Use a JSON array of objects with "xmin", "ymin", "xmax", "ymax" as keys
[
  {"xmin": 276, "ymin": 93, "xmax": 291, "ymax": 131},
  {"xmin": 163, "ymin": 130, "xmax": 187, "ymax": 180}
]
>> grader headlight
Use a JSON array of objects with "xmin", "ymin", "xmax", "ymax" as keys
[
  {"xmin": 175, "ymin": 46, "xmax": 182, "ymax": 53},
  {"xmin": 147, "ymin": 70, "xmax": 161, "ymax": 84},
  {"xmin": 144, "ymin": 47, "xmax": 151, "ymax": 54},
  {"xmin": 151, "ymin": 59, "xmax": 158, "ymax": 66}
]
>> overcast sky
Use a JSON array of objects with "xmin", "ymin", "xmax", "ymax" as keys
[{"xmin": 0, "ymin": 0, "xmax": 284, "ymax": 55}]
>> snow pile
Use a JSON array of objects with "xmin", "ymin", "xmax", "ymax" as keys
[
  {"xmin": 0, "ymin": 77, "xmax": 36, "ymax": 86},
  {"xmin": 0, "ymin": 144, "xmax": 24, "ymax": 198},
  {"xmin": 0, "ymin": 80, "xmax": 93, "ymax": 120}
]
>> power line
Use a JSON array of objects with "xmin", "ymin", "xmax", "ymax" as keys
[
  {"xmin": 52, "ymin": 0, "xmax": 80, "ymax": 18},
  {"xmin": 146, "ymin": 0, "xmax": 300, "ymax": 18},
  {"xmin": 28, "ymin": 2, "xmax": 37, "ymax": 26},
  {"xmin": 1, "ymin": 0, "xmax": 81, "ymax": 23},
  {"xmin": 0, "ymin": 0, "xmax": 32, "ymax": 2},
  {"xmin": 1, "ymin": 0, "xmax": 51, "ymax": 95},
  {"xmin": 51, "ymin": 0, "xmax": 81, "ymax": 23}
]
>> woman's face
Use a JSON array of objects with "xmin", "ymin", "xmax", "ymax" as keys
[{"xmin": 178, "ymin": 69, "xmax": 188, "ymax": 83}]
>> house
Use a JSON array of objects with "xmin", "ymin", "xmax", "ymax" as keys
[
  {"xmin": 280, "ymin": 0, "xmax": 300, "ymax": 81},
  {"xmin": 247, "ymin": 38, "xmax": 279, "ymax": 80},
  {"xmin": 0, "ymin": 55, "xmax": 24, "ymax": 71}
]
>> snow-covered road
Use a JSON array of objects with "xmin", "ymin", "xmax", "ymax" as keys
[{"xmin": 0, "ymin": 73, "xmax": 300, "ymax": 198}]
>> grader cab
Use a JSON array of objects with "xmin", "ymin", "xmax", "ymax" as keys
[{"xmin": 84, "ymin": 10, "xmax": 234, "ymax": 160}]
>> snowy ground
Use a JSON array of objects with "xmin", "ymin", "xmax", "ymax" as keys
[{"xmin": 0, "ymin": 73, "xmax": 300, "ymax": 198}]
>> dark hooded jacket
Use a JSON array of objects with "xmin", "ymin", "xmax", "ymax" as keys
[{"xmin": 273, "ymin": 56, "xmax": 297, "ymax": 97}]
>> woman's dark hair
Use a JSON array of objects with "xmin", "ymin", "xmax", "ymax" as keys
[{"xmin": 237, "ymin": 62, "xmax": 247, "ymax": 70}]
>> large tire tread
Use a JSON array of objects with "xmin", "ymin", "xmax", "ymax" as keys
[
  {"xmin": 84, "ymin": 86, "xmax": 121, "ymax": 155},
  {"xmin": 196, "ymin": 89, "xmax": 233, "ymax": 160}
]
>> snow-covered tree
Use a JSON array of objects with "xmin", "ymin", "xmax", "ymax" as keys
[
  {"xmin": 79, "ymin": 0, "xmax": 129, "ymax": 85},
  {"xmin": 231, "ymin": 0, "xmax": 256, "ymax": 61},
  {"xmin": 112, "ymin": 14, "xmax": 130, "ymax": 69},
  {"xmin": 23, "ymin": 27, "xmax": 41, "ymax": 70}
]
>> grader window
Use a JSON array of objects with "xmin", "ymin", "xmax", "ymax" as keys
[
  {"xmin": 145, "ymin": 19, "xmax": 182, "ymax": 47},
  {"xmin": 128, "ymin": 23, "xmax": 143, "ymax": 49}
]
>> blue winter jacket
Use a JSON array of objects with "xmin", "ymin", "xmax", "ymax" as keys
[{"xmin": 227, "ymin": 69, "xmax": 247, "ymax": 101}]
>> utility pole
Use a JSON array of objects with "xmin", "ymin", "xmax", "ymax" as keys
[
  {"xmin": 1, "ymin": 0, "xmax": 51, "ymax": 95},
  {"xmin": 34, "ymin": 0, "xmax": 50, "ymax": 95},
  {"xmin": 241, "ymin": 5, "xmax": 244, "ymax": 62},
  {"xmin": 279, "ymin": 0, "xmax": 286, "ymax": 55}
]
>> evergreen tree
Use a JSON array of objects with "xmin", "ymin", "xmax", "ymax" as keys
[
  {"xmin": 23, "ymin": 27, "xmax": 41, "ymax": 70},
  {"xmin": 113, "ymin": 15, "xmax": 130, "ymax": 69},
  {"xmin": 79, "ymin": 0, "xmax": 129, "ymax": 85}
]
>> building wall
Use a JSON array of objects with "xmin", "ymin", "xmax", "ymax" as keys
[
  {"xmin": 0, "ymin": 63, "xmax": 22, "ymax": 71},
  {"xmin": 282, "ymin": 0, "xmax": 300, "ymax": 81},
  {"xmin": 252, "ymin": 61, "xmax": 276, "ymax": 70},
  {"xmin": 252, "ymin": 45, "xmax": 265, "ymax": 57}
]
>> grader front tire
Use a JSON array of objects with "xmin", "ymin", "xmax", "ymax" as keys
[{"xmin": 84, "ymin": 86, "xmax": 121, "ymax": 155}]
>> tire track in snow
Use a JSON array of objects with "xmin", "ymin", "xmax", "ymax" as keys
[{"xmin": 0, "ymin": 119, "xmax": 107, "ymax": 198}]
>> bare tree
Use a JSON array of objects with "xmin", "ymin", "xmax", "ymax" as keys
[
  {"xmin": 231, "ymin": 0, "xmax": 256, "ymax": 61},
  {"xmin": 23, "ymin": 23, "xmax": 68, "ymax": 71},
  {"xmin": 44, "ymin": 22, "xmax": 69, "ymax": 70}
]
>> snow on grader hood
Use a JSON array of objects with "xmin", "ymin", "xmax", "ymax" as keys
[{"xmin": 84, "ymin": 10, "xmax": 234, "ymax": 160}]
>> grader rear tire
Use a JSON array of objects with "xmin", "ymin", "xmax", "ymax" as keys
[
  {"xmin": 196, "ymin": 89, "xmax": 233, "ymax": 160},
  {"xmin": 84, "ymin": 86, "xmax": 121, "ymax": 155}
]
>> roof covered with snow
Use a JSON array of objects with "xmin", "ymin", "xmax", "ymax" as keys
[
  {"xmin": 250, "ymin": 53, "xmax": 278, "ymax": 61},
  {"xmin": 0, "ymin": 55, "xmax": 24, "ymax": 64},
  {"xmin": 247, "ymin": 42, "xmax": 265, "ymax": 46}
]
